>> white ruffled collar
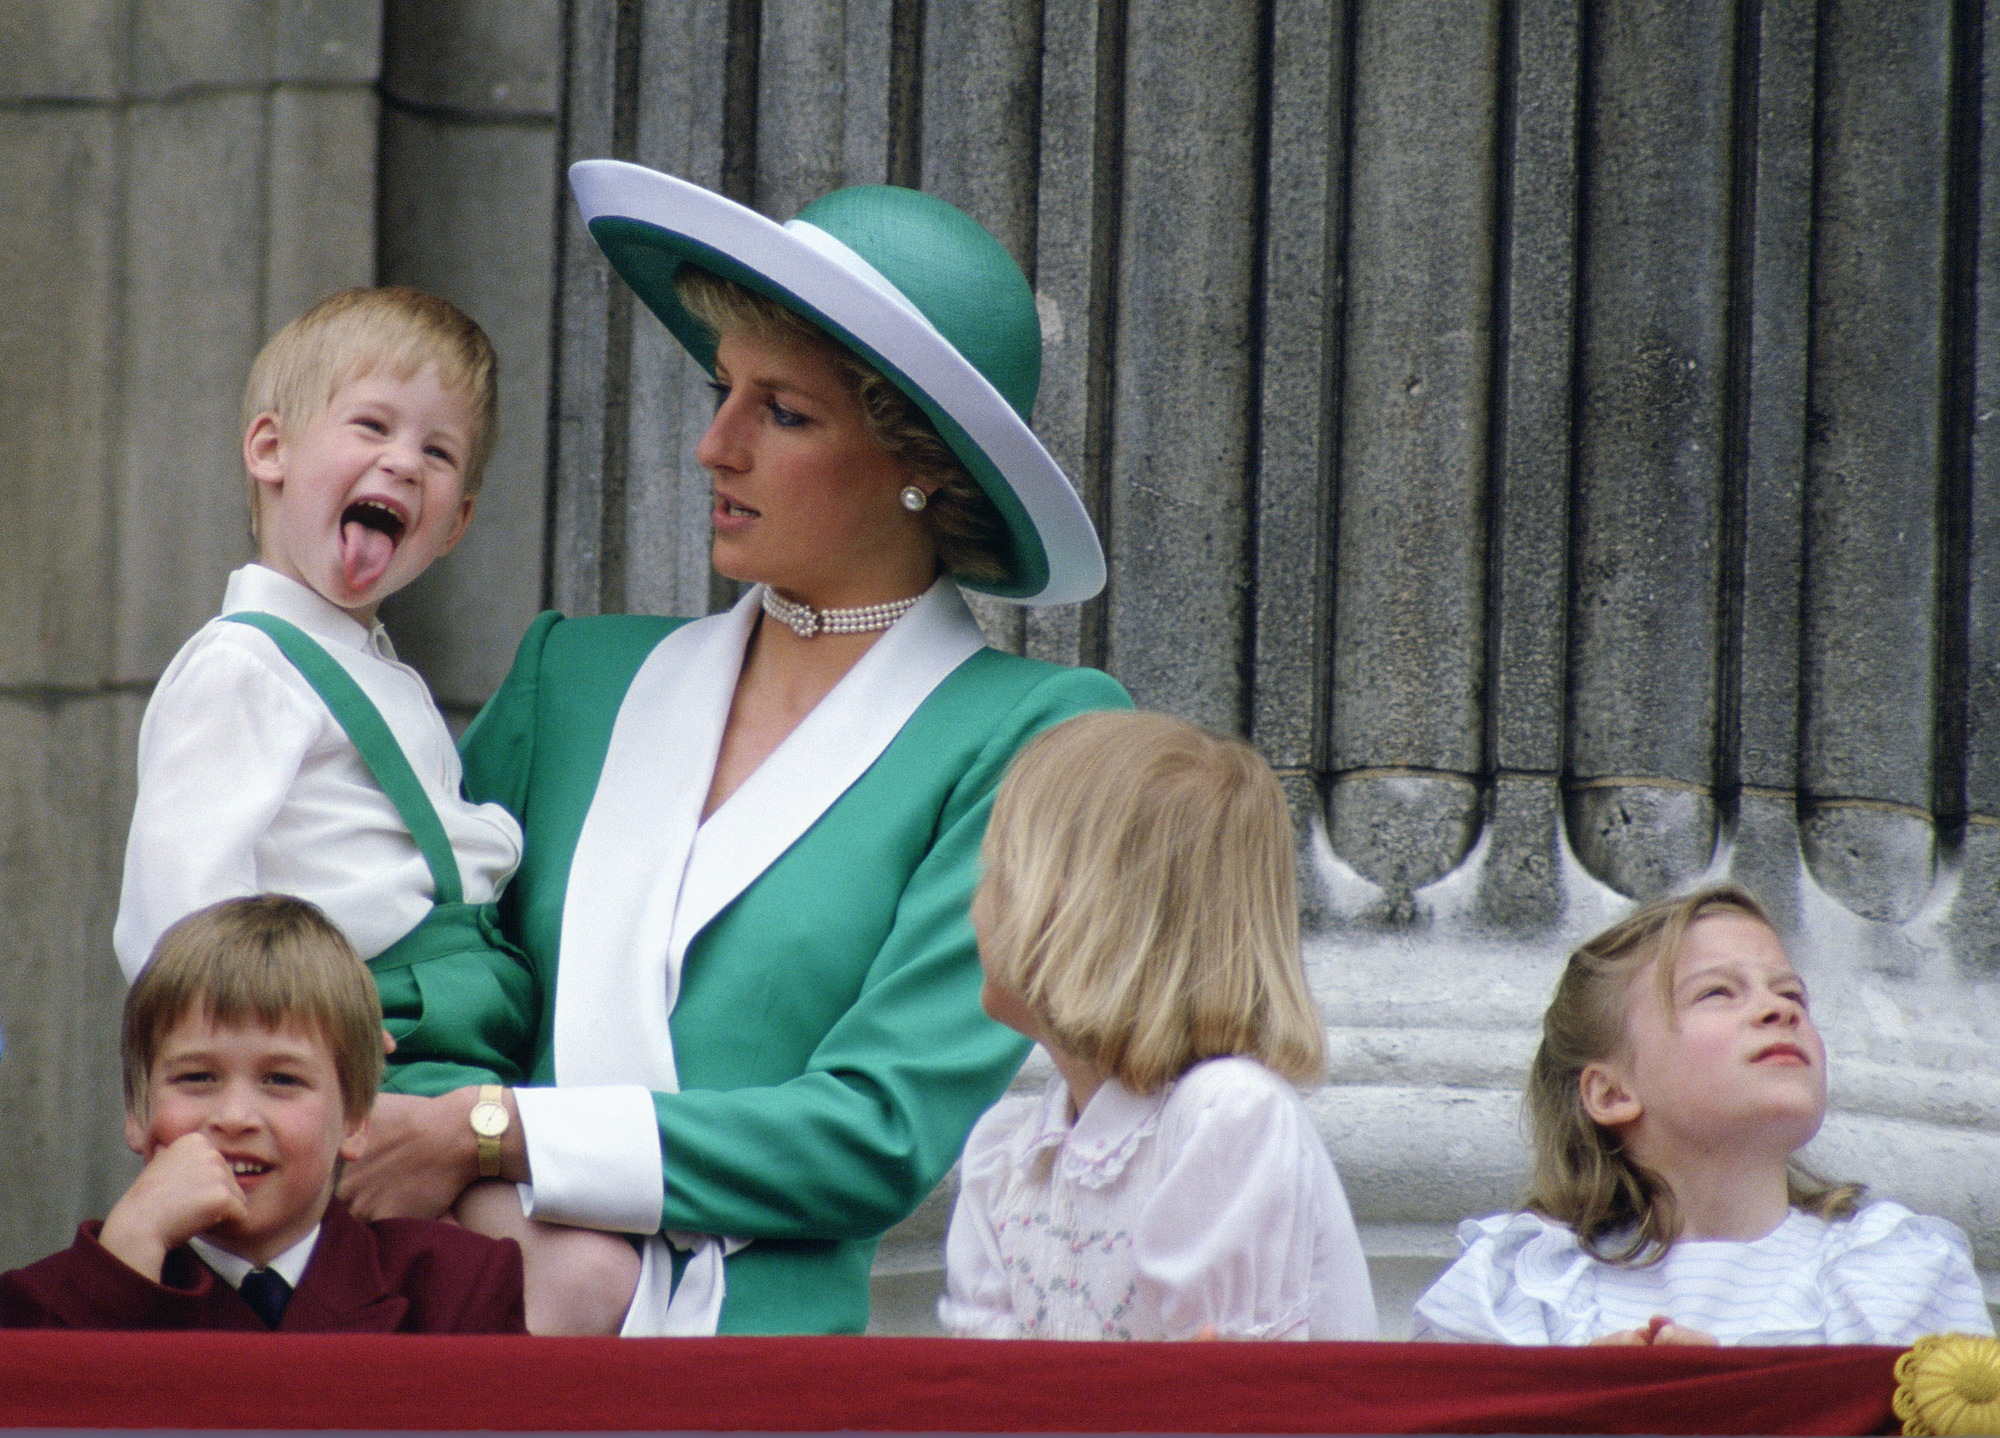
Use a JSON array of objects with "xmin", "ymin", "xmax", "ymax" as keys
[
  {"xmin": 1467, "ymin": 1205, "xmax": 1825, "ymax": 1254},
  {"xmin": 1433, "ymin": 1200, "xmax": 1979, "ymax": 1347},
  {"xmin": 1022, "ymin": 1072, "xmax": 1168, "ymax": 1190},
  {"xmin": 1474, "ymin": 1207, "xmax": 1839, "ymax": 1344}
]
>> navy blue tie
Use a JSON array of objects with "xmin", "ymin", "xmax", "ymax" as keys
[{"xmin": 239, "ymin": 1268, "xmax": 292, "ymax": 1329}]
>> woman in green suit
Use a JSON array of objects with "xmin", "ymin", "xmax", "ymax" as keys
[{"xmin": 341, "ymin": 164, "xmax": 1128, "ymax": 1335}]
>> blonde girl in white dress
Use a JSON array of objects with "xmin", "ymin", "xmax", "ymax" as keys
[
  {"xmin": 1415, "ymin": 884, "xmax": 1991, "ymax": 1346},
  {"xmin": 939, "ymin": 710, "xmax": 1377, "ymax": 1341}
]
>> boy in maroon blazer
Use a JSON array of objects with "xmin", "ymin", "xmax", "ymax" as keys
[{"xmin": 1, "ymin": 896, "xmax": 525, "ymax": 1332}]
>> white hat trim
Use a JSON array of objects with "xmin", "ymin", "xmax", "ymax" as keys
[
  {"xmin": 782, "ymin": 219, "xmax": 935, "ymax": 330},
  {"xmin": 570, "ymin": 160, "xmax": 1105, "ymax": 606}
]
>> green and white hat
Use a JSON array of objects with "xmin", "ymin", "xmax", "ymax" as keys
[{"xmin": 569, "ymin": 160, "xmax": 1105, "ymax": 605}]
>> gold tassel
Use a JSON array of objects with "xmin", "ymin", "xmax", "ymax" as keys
[{"xmin": 1895, "ymin": 1334, "xmax": 2000, "ymax": 1435}]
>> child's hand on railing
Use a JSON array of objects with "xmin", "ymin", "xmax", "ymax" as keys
[{"xmin": 1590, "ymin": 1314, "xmax": 1719, "ymax": 1347}]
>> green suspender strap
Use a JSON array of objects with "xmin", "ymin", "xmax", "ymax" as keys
[
  {"xmin": 227, "ymin": 612, "xmax": 464, "ymax": 906},
  {"xmin": 223, "ymin": 611, "xmax": 536, "ymax": 1094}
]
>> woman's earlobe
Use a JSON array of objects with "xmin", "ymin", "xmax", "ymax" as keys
[{"xmin": 1580, "ymin": 1062, "xmax": 1643, "ymax": 1127}]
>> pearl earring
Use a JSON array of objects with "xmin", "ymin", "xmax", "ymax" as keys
[{"xmin": 899, "ymin": 485, "xmax": 929, "ymax": 512}]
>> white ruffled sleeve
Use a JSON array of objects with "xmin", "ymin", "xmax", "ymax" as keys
[
  {"xmin": 937, "ymin": 1095, "xmax": 1037, "ymax": 1338},
  {"xmin": 1131, "ymin": 1059, "xmax": 1376, "ymax": 1340},
  {"xmin": 1815, "ymin": 1201, "xmax": 1995, "ymax": 1344},
  {"xmin": 1412, "ymin": 1211, "xmax": 1598, "ymax": 1344}
]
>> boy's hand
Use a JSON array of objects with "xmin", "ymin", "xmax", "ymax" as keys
[{"xmin": 98, "ymin": 1133, "xmax": 250, "ymax": 1283}]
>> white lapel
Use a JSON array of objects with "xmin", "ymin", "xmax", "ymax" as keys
[
  {"xmin": 669, "ymin": 579, "xmax": 986, "ymax": 968},
  {"xmin": 552, "ymin": 579, "xmax": 986, "ymax": 1094},
  {"xmin": 552, "ymin": 591, "xmax": 756, "ymax": 1091}
]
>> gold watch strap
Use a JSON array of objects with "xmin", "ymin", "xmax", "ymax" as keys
[{"xmin": 475, "ymin": 1083, "xmax": 505, "ymax": 1179}]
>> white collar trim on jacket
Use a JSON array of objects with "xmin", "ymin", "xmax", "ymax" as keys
[{"xmin": 551, "ymin": 577, "xmax": 986, "ymax": 1093}]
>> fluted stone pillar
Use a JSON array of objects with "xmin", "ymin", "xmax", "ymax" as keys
[
  {"xmin": 374, "ymin": 0, "xmax": 561, "ymax": 714},
  {"xmin": 1798, "ymin": 0, "xmax": 1955, "ymax": 925},
  {"xmin": 1326, "ymin": 0, "xmax": 1498, "ymax": 912}
]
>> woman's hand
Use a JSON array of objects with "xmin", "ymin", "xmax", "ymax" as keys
[{"xmin": 340, "ymin": 1091, "xmax": 481, "ymax": 1220}]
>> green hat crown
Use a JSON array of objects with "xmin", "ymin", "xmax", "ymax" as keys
[{"xmin": 792, "ymin": 186, "xmax": 1041, "ymax": 422}]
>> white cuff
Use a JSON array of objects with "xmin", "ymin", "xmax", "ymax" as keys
[{"xmin": 513, "ymin": 1084, "xmax": 664, "ymax": 1233}]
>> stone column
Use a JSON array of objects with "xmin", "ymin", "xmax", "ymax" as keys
[
  {"xmin": 1564, "ymin": 0, "xmax": 1736, "ymax": 901},
  {"xmin": 1325, "ymin": 0, "xmax": 1500, "ymax": 914},
  {"xmin": 1799, "ymin": 0, "xmax": 1955, "ymax": 925},
  {"xmin": 375, "ymin": 0, "xmax": 561, "ymax": 713}
]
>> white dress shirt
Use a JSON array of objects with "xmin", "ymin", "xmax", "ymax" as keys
[
  {"xmin": 113, "ymin": 564, "xmax": 524, "ymax": 977},
  {"xmin": 1413, "ymin": 1202, "xmax": 1995, "ymax": 1345},
  {"xmin": 188, "ymin": 1226, "xmax": 318, "ymax": 1290},
  {"xmin": 939, "ymin": 1056, "xmax": 1379, "ymax": 1340}
]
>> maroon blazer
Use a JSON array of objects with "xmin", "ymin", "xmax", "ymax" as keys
[{"xmin": 0, "ymin": 1197, "xmax": 525, "ymax": 1333}]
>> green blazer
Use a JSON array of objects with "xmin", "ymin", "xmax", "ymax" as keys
[{"xmin": 460, "ymin": 583, "xmax": 1128, "ymax": 1333}]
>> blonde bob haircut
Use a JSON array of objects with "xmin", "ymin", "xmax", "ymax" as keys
[
  {"xmin": 1524, "ymin": 882, "xmax": 1860, "ymax": 1266},
  {"xmin": 977, "ymin": 709, "xmax": 1325, "ymax": 1094},
  {"xmin": 242, "ymin": 286, "xmax": 500, "ymax": 501},
  {"xmin": 122, "ymin": 895, "xmax": 385, "ymax": 1122},
  {"xmin": 673, "ymin": 267, "xmax": 1013, "ymax": 585}
]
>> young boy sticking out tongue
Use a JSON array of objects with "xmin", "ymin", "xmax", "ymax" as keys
[
  {"xmin": 114, "ymin": 284, "xmax": 528, "ymax": 1080},
  {"xmin": 114, "ymin": 289, "xmax": 534, "ymax": 1131},
  {"xmin": 112, "ymin": 287, "xmax": 640, "ymax": 1336}
]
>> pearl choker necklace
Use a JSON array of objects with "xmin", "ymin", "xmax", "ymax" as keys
[{"xmin": 760, "ymin": 587, "xmax": 923, "ymax": 639}]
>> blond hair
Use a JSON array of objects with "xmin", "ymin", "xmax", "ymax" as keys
[
  {"xmin": 242, "ymin": 286, "xmax": 499, "ymax": 509},
  {"xmin": 1524, "ymin": 883, "xmax": 1861, "ymax": 1265},
  {"xmin": 673, "ymin": 268, "xmax": 1013, "ymax": 584},
  {"xmin": 123, "ymin": 895, "xmax": 384, "ymax": 1121},
  {"xmin": 977, "ymin": 710, "xmax": 1325, "ymax": 1093}
]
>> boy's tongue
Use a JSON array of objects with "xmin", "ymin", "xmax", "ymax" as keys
[{"xmin": 340, "ymin": 517, "xmax": 396, "ymax": 593}]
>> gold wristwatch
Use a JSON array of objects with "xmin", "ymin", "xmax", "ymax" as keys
[{"xmin": 469, "ymin": 1085, "xmax": 510, "ymax": 1179}]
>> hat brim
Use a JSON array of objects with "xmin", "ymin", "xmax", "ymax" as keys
[{"xmin": 569, "ymin": 160, "xmax": 1105, "ymax": 606}]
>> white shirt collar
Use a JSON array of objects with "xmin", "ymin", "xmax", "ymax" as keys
[
  {"xmin": 1024, "ymin": 1070, "xmax": 1169, "ymax": 1188},
  {"xmin": 188, "ymin": 1224, "xmax": 320, "ymax": 1290},
  {"xmin": 221, "ymin": 563, "xmax": 395, "ymax": 660}
]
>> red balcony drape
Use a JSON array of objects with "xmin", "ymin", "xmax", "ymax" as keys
[{"xmin": 0, "ymin": 1332, "xmax": 1902, "ymax": 1434}]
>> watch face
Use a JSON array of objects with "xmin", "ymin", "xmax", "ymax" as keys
[{"xmin": 470, "ymin": 1102, "xmax": 508, "ymax": 1138}]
